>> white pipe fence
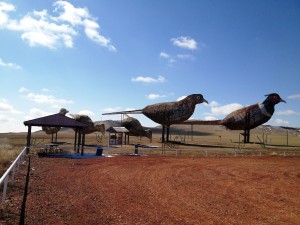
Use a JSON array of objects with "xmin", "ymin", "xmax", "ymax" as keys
[{"xmin": 0, "ymin": 146, "xmax": 27, "ymax": 206}]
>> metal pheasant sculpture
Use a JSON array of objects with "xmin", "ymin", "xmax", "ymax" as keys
[
  {"xmin": 70, "ymin": 114, "xmax": 105, "ymax": 135},
  {"xmin": 42, "ymin": 108, "xmax": 69, "ymax": 142},
  {"xmin": 102, "ymin": 94, "xmax": 208, "ymax": 142},
  {"xmin": 183, "ymin": 93, "xmax": 286, "ymax": 143},
  {"xmin": 121, "ymin": 115, "xmax": 152, "ymax": 142}
]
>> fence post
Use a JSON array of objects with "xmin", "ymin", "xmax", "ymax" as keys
[
  {"xmin": 11, "ymin": 165, "xmax": 16, "ymax": 186},
  {"xmin": 2, "ymin": 175, "xmax": 9, "ymax": 205}
]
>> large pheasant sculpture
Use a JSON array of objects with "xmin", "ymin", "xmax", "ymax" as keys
[
  {"xmin": 183, "ymin": 93, "xmax": 286, "ymax": 143},
  {"xmin": 103, "ymin": 94, "xmax": 208, "ymax": 142}
]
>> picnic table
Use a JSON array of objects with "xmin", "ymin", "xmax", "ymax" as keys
[{"xmin": 40, "ymin": 143, "xmax": 62, "ymax": 153}]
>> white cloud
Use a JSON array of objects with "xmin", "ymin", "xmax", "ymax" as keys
[
  {"xmin": 103, "ymin": 106, "xmax": 121, "ymax": 113},
  {"xmin": 160, "ymin": 51, "xmax": 195, "ymax": 66},
  {"xmin": 1, "ymin": 1, "xmax": 116, "ymax": 50},
  {"xmin": 27, "ymin": 108, "xmax": 50, "ymax": 119},
  {"xmin": 131, "ymin": 75, "xmax": 165, "ymax": 83},
  {"xmin": 274, "ymin": 118, "xmax": 290, "ymax": 125},
  {"xmin": 171, "ymin": 36, "xmax": 197, "ymax": 50},
  {"xmin": 83, "ymin": 19, "xmax": 116, "ymax": 52},
  {"xmin": 211, "ymin": 103, "xmax": 243, "ymax": 116},
  {"xmin": 0, "ymin": 2, "xmax": 15, "ymax": 27},
  {"xmin": 204, "ymin": 116, "xmax": 218, "ymax": 120},
  {"xmin": 78, "ymin": 110, "xmax": 95, "ymax": 116},
  {"xmin": 288, "ymin": 94, "xmax": 300, "ymax": 99},
  {"xmin": 0, "ymin": 99, "xmax": 22, "ymax": 114},
  {"xmin": 147, "ymin": 93, "xmax": 167, "ymax": 100},
  {"xmin": 207, "ymin": 101, "xmax": 220, "ymax": 108},
  {"xmin": 0, "ymin": 57, "xmax": 21, "ymax": 69},
  {"xmin": 160, "ymin": 53, "xmax": 176, "ymax": 66},
  {"xmin": 203, "ymin": 101, "xmax": 243, "ymax": 118},
  {"xmin": 0, "ymin": 114, "xmax": 23, "ymax": 133},
  {"xmin": 0, "ymin": 114, "xmax": 15, "ymax": 123},
  {"xmin": 159, "ymin": 52, "xmax": 170, "ymax": 59},
  {"xmin": 176, "ymin": 54, "xmax": 195, "ymax": 60},
  {"xmin": 25, "ymin": 92, "xmax": 74, "ymax": 106},
  {"xmin": 8, "ymin": 9, "xmax": 77, "ymax": 49},
  {"xmin": 41, "ymin": 88, "xmax": 49, "ymax": 92},
  {"xmin": 276, "ymin": 110, "xmax": 300, "ymax": 116},
  {"xmin": 18, "ymin": 87, "xmax": 30, "ymax": 93},
  {"xmin": 177, "ymin": 96, "xmax": 186, "ymax": 101}
]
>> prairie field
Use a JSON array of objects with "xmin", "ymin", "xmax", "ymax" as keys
[
  {"xmin": 1, "ymin": 124, "xmax": 300, "ymax": 176},
  {"xmin": 1, "ymin": 125, "xmax": 300, "ymax": 224}
]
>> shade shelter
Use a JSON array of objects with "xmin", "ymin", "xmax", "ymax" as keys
[
  {"xmin": 24, "ymin": 113, "xmax": 88, "ymax": 155},
  {"xmin": 106, "ymin": 126, "xmax": 129, "ymax": 147}
]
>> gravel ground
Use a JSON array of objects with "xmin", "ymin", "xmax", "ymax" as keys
[{"xmin": 1, "ymin": 155, "xmax": 300, "ymax": 225}]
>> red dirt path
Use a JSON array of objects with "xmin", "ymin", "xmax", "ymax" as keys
[{"xmin": 2, "ymin": 155, "xmax": 300, "ymax": 224}]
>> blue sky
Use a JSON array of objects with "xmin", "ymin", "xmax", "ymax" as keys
[{"xmin": 0, "ymin": 0, "xmax": 299, "ymax": 133}]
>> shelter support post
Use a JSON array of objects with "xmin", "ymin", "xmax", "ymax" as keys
[
  {"xmin": 77, "ymin": 131, "xmax": 82, "ymax": 153},
  {"xmin": 81, "ymin": 133, "xmax": 85, "ymax": 155},
  {"xmin": 26, "ymin": 126, "xmax": 31, "ymax": 154},
  {"xmin": 74, "ymin": 129, "xmax": 78, "ymax": 152}
]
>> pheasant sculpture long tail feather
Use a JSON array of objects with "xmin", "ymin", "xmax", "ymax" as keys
[
  {"xmin": 182, "ymin": 120, "xmax": 223, "ymax": 125},
  {"xmin": 102, "ymin": 109, "xmax": 143, "ymax": 115}
]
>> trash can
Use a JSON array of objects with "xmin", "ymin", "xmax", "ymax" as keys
[
  {"xmin": 96, "ymin": 147, "xmax": 103, "ymax": 156},
  {"xmin": 134, "ymin": 145, "xmax": 139, "ymax": 155}
]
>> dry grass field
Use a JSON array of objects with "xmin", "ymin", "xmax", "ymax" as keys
[
  {"xmin": 0, "ymin": 124, "xmax": 300, "ymax": 224},
  {"xmin": 1, "ymin": 124, "xmax": 300, "ymax": 176},
  {"xmin": 1, "ymin": 124, "xmax": 300, "ymax": 157}
]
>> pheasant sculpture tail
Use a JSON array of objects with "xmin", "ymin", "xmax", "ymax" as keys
[
  {"xmin": 102, "ymin": 109, "xmax": 143, "ymax": 115},
  {"xmin": 184, "ymin": 120, "xmax": 222, "ymax": 125}
]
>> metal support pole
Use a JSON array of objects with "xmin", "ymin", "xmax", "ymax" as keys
[
  {"xmin": 26, "ymin": 126, "xmax": 31, "ymax": 154},
  {"xmin": 161, "ymin": 125, "xmax": 165, "ymax": 143}
]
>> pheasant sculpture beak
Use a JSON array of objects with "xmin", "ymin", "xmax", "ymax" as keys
[{"xmin": 280, "ymin": 99, "xmax": 286, "ymax": 103}]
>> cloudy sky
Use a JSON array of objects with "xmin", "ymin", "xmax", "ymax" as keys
[{"xmin": 0, "ymin": 0, "xmax": 299, "ymax": 133}]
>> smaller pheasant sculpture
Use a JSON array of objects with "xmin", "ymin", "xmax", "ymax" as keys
[
  {"xmin": 183, "ymin": 93, "xmax": 286, "ymax": 143},
  {"xmin": 121, "ymin": 115, "xmax": 152, "ymax": 142},
  {"xmin": 42, "ymin": 108, "xmax": 69, "ymax": 142},
  {"xmin": 70, "ymin": 114, "xmax": 105, "ymax": 135}
]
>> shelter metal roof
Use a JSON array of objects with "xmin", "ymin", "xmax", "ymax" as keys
[
  {"xmin": 106, "ymin": 126, "xmax": 129, "ymax": 133},
  {"xmin": 23, "ymin": 113, "xmax": 88, "ymax": 128}
]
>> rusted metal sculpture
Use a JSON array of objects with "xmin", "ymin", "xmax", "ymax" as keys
[
  {"xmin": 183, "ymin": 93, "xmax": 286, "ymax": 143},
  {"xmin": 103, "ymin": 94, "xmax": 208, "ymax": 142},
  {"xmin": 121, "ymin": 115, "xmax": 152, "ymax": 143},
  {"xmin": 42, "ymin": 108, "xmax": 69, "ymax": 142}
]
